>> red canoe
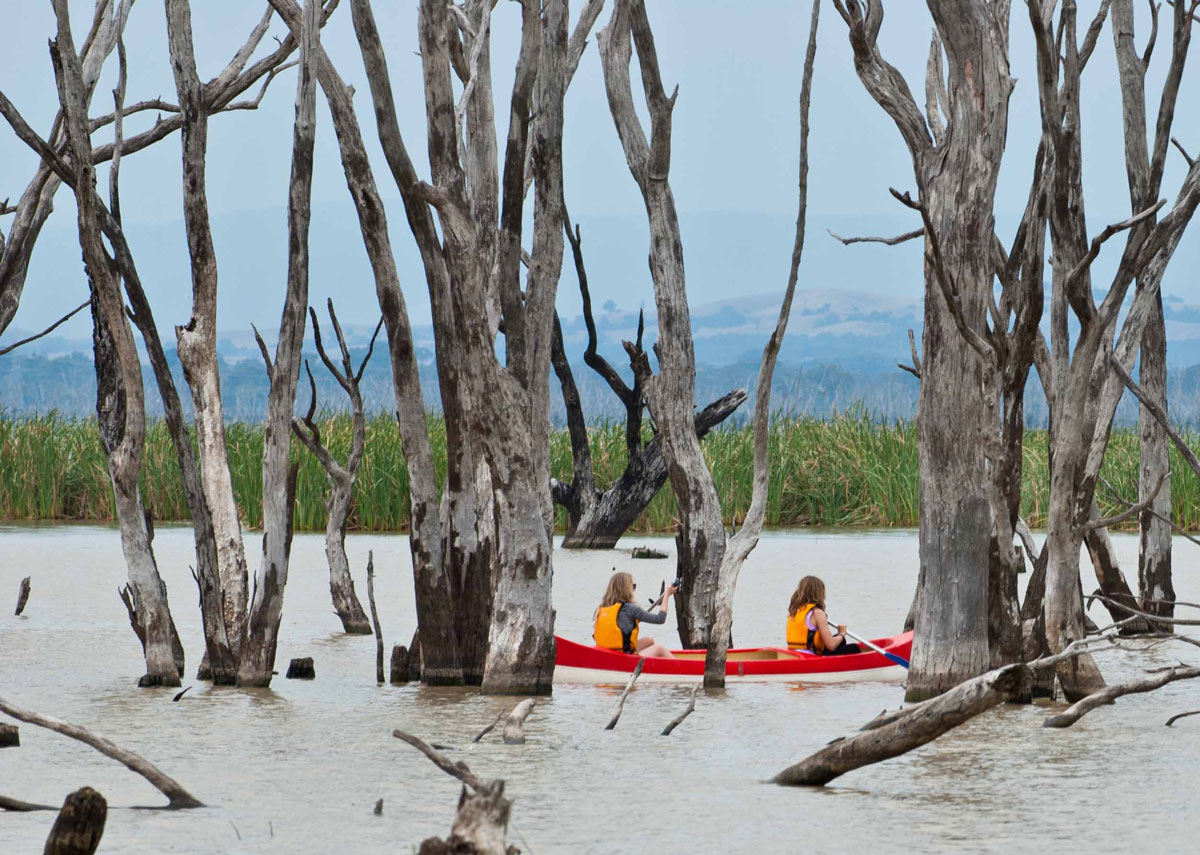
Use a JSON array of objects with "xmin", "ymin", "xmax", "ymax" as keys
[{"xmin": 554, "ymin": 631, "xmax": 913, "ymax": 684}]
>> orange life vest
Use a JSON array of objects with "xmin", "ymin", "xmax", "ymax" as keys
[
  {"xmin": 594, "ymin": 603, "xmax": 638, "ymax": 653},
  {"xmin": 786, "ymin": 602, "xmax": 825, "ymax": 653}
]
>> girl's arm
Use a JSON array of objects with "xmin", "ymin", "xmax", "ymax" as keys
[{"xmin": 813, "ymin": 609, "xmax": 844, "ymax": 650}]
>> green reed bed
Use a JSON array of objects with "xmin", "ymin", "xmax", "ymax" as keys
[{"xmin": 2, "ymin": 410, "xmax": 1199, "ymax": 533}]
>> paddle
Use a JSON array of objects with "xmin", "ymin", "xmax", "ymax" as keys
[
  {"xmin": 647, "ymin": 577, "xmax": 682, "ymax": 611},
  {"xmin": 835, "ymin": 626, "xmax": 909, "ymax": 669}
]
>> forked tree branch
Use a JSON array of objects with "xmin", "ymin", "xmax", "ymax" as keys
[
  {"xmin": 826, "ymin": 226, "xmax": 924, "ymax": 246},
  {"xmin": 0, "ymin": 300, "xmax": 89, "ymax": 356}
]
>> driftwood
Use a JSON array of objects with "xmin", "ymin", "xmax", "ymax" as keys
[
  {"xmin": 393, "ymin": 730, "xmax": 514, "ymax": 855},
  {"xmin": 44, "ymin": 787, "xmax": 107, "ymax": 855},
  {"xmin": 661, "ymin": 686, "xmax": 698, "ymax": 736},
  {"xmin": 473, "ymin": 711, "xmax": 504, "ymax": 743},
  {"xmin": 0, "ymin": 696, "xmax": 201, "ymax": 808},
  {"xmin": 0, "ymin": 723, "xmax": 18, "ymax": 747},
  {"xmin": 389, "ymin": 645, "xmax": 409, "ymax": 685},
  {"xmin": 502, "ymin": 700, "xmax": 536, "ymax": 745},
  {"xmin": 365, "ymin": 552, "xmax": 384, "ymax": 683},
  {"xmin": 1166, "ymin": 710, "xmax": 1200, "ymax": 726},
  {"xmin": 286, "ymin": 658, "xmax": 315, "ymax": 680},
  {"xmin": 774, "ymin": 664, "xmax": 1032, "ymax": 787},
  {"xmin": 14, "ymin": 576, "xmax": 30, "ymax": 615},
  {"xmin": 1043, "ymin": 665, "xmax": 1200, "ymax": 728},
  {"xmin": 0, "ymin": 794, "xmax": 54, "ymax": 811},
  {"xmin": 632, "ymin": 547, "xmax": 668, "ymax": 560},
  {"xmin": 604, "ymin": 658, "xmax": 645, "ymax": 730}
]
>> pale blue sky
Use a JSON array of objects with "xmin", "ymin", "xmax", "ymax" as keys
[{"xmin": 2, "ymin": 1, "xmax": 1197, "ymax": 345}]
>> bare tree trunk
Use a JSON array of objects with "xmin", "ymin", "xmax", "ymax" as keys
[
  {"xmin": 49, "ymin": 0, "xmax": 180, "ymax": 688},
  {"xmin": 238, "ymin": 0, "xmax": 318, "ymax": 687},
  {"xmin": 165, "ymin": 0, "xmax": 251, "ymax": 663},
  {"xmin": 1138, "ymin": 292, "xmax": 1175, "ymax": 622},
  {"xmin": 599, "ymin": 0, "xmax": 727, "ymax": 651},
  {"xmin": 44, "ymin": 787, "xmax": 106, "ymax": 855},
  {"xmin": 1082, "ymin": 505, "xmax": 1151, "ymax": 631}
]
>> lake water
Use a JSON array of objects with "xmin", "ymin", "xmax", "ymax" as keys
[{"xmin": 1, "ymin": 525, "xmax": 1197, "ymax": 854}]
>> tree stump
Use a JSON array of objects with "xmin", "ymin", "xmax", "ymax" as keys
[
  {"xmin": 407, "ymin": 629, "xmax": 422, "ymax": 683},
  {"xmin": 0, "ymin": 723, "xmax": 19, "ymax": 747},
  {"xmin": 390, "ymin": 645, "xmax": 409, "ymax": 685},
  {"xmin": 15, "ymin": 576, "xmax": 31, "ymax": 615},
  {"xmin": 44, "ymin": 787, "xmax": 107, "ymax": 855},
  {"xmin": 285, "ymin": 658, "xmax": 315, "ymax": 679},
  {"xmin": 417, "ymin": 781, "xmax": 516, "ymax": 855},
  {"xmin": 631, "ymin": 546, "xmax": 668, "ymax": 559}
]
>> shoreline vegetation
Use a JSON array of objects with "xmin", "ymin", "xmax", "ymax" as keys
[{"xmin": 2, "ymin": 409, "xmax": 1199, "ymax": 534}]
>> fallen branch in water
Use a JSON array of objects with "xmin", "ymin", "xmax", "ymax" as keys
[
  {"xmin": 365, "ymin": 552, "xmax": 384, "ymax": 683},
  {"xmin": 0, "ymin": 697, "xmax": 202, "ymax": 808},
  {"xmin": 605, "ymin": 658, "xmax": 645, "ymax": 731},
  {"xmin": 392, "ymin": 728, "xmax": 514, "ymax": 855},
  {"xmin": 0, "ymin": 794, "xmax": 55, "ymax": 812},
  {"xmin": 662, "ymin": 686, "xmax": 698, "ymax": 736},
  {"xmin": 773, "ymin": 663, "xmax": 1032, "ymax": 787},
  {"xmin": 1166, "ymin": 710, "xmax": 1200, "ymax": 726},
  {"xmin": 473, "ymin": 711, "xmax": 504, "ymax": 743},
  {"xmin": 1043, "ymin": 665, "xmax": 1200, "ymax": 728},
  {"xmin": 502, "ymin": 700, "xmax": 536, "ymax": 745},
  {"xmin": 15, "ymin": 576, "xmax": 30, "ymax": 615}
]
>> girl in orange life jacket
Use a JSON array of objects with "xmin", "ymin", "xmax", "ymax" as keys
[
  {"xmin": 786, "ymin": 575, "xmax": 862, "ymax": 656},
  {"xmin": 592, "ymin": 571, "xmax": 678, "ymax": 658}
]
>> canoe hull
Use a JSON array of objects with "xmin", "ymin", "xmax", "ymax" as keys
[{"xmin": 553, "ymin": 632, "xmax": 912, "ymax": 684}]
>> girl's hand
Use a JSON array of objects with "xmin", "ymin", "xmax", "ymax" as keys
[
  {"xmin": 666, "ymin": 584, "xmax": 679, "ymax": 597},
  {"xmin": 837, "ymin": 624, "xmax": 847, "ymax": 635}
]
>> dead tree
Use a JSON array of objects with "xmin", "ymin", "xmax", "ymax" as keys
[
  {"xmin": 1111, "ymin": 0, "xmax": 1189, "ymax": 624},
  {"xmin": 1027, "ymin": 0, "xmax": 1200, "ymax": 700},
  {"xmin": 599, "ymin": 0, "xmax": 818, "ymax": 685},
  {"xmin": 237, "ymin": 0, "xmax": 319, "ymax": 687},
  {"xmin": 550, "ymin": 211, "xmax": 747, "ymax": 549},
  {"xmin": 830, "ymin": 0, "xmax": 1014, "ymax": 701},
  {"xmin": 288, "ymin": 302, "xmax": 381, "ymax": 634},
  {"xmin": 48, "ymin": 0, "xmax": 183, "ymax": 687},
  {"xmin": 340, "ymin": 0, "xmax": 602, "ymax": 692}
]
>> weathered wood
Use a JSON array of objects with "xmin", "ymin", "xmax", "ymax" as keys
[
  {"xmin": 289, "ymin": 303, "xmax": 378, "ymax": 635},
  {"xmin": 632, "ymin": 547, "xmax": 668, "ymax": 560},
  {"xmin": 773, "ymin": 664, "xmax": 1032, "ymax": 786},
  {"xmin": 472, "ymin": 711, "xmax": 504, "ymax": 744},
  {"xmin": 0, "ymin": 696, "xmax": 202, "ymax": 808},
  {"xmin": 238, "ymin": 0, "xmax": 319, "ymax": 687},
  {"xmin": 43, "ymin": 787, "xmax": 106, "ymax": 855},
  {"xmin": 408, "ymin": 628, "xmax": 423, "ymax": 683},
  {"xmin": 1044, "ymin": 665, "xmax": 1200, "ymax": 728},
  {"xmin": 285, "ymin": 658, "xmax": 315, "ymax": 680},
  {"xmin": 49, "ymin": 0, "xmax": 181, "ymax": 688},
  {"xmin": 1166, "ymin": 709, "xmax": 1200, "ymax": 726},
  {"xmin": 0, "ymin": 723, "xmax": 18, "ymax": 747},
  {"xmin": 165, "ymin": 0, "xmax": 252, "ymax": 663},
  {"xmin": 1, "ymin": 794, "xmax": 54, "ymax": 811},
  {"xmin": 604, "ymin": 658, "xmax": 644, "ymax": 731},
  {"xmin": 15, "ymin": 577, "xmax": 30, "ymax": 615},
  {"xmin": 366, "ymin": 552, "xmax": 384, "ymax": 683},
  {"xmin": 661, "ymin": 686, "xmax": 698, "ymax": 736},
  {"xmin": 502, "ymin": 699, "xmax": 536, "ymax": 745},
  {"xmin": 389, "ymin": 645, "xmax": 409, "ymax": 685}
]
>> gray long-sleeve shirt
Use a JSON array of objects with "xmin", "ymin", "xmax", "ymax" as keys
[{"xmin": 616, "ymin": 602, "xmax": 667, "ymax": 638}]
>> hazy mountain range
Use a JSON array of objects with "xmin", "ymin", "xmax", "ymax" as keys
[{"xmin": 7, "ymin": 284, "xmax": 1200, "ymax": 426}]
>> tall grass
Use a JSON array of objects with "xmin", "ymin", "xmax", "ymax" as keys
[{"xmin": 2, "ymin": 410, "xmax": 1199, "ymax": 533}]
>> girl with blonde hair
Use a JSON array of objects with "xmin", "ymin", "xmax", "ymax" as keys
[
  {"xmin": 593, "ymin": 571, "xmax": 677, "ymax": 658},
  {"xmin": 786, "ymin": 575, "xmax": 861, "ymax": 655}
]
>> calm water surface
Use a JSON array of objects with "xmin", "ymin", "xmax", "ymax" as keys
[{"xmin": 1, "ymin": 525, "xmax": 1197, "ymax": 854}]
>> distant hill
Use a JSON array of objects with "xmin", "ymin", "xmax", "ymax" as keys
[{"xmin": 3, "ymin": 286, "xmax": 1200, "ymax": 426}]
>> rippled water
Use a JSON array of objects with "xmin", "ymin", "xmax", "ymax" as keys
[{"xmin": 1, "ymin": 524, "xmax": 1197, "ymax": 854}]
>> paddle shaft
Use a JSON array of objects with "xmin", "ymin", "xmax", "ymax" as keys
[{"xmin": 837, "ymin": 626, "xmax": 910, "ymax": 669}]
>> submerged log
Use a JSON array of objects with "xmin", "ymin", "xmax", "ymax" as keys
[
  {"xmin": 286, "ymin": 658, "xmax": 315, "ymax": 680},
  {"xmin": 15, "ymin": 576, "xmax": 30, "ymax": 615},
  {"xmin": 773, "ymin": 664, "xmax": 1032, "ymax": 786},
  {"xmin": 0, "ymin": 723, "xmax": 18, "ymax": 747},
  {"xmin": 661, "ymin": 686, "xmax": 698, "ymax": 736},
  {"xmin": 390, "ymin": 645, "xmax": 409, "ymax": 685},
  {"xmin": 631, "ymin": 546, "xmax": 668, "ymax": 559},
  {"xmin": 44, "ymin": 787, "xmax": 107, "ymax": 855},
  {"xmin": 0, "ymin": 696, "xmax": 201, "ymax": 808}
]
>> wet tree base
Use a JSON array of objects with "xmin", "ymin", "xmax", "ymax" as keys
[
  {"xmin": 136, "ymin": 673, "xmax": 182, "ymax": 689},
  {"xmin": 0, "ymin": 724, "xmax": 18, "ymax": 747}
]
